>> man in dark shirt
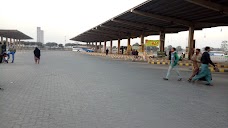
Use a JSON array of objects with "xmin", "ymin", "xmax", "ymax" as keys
[
  {"xmin": 191, "ymin": 46, "xmax": 217, "ymax": 86},
  {"xmin": 2, "ymin": 42, "xmax": 6, "ymax": 52}
]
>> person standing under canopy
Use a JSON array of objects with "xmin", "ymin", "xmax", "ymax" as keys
[
  {"xmin": 106, "ymin": 48, "xmax": 109, "ymax": 55},
  {"xmin": 8, "ymin": 43, "xmax": 16, "ymax": 63},
  {"xmin": 34, "ymin": 47, "xmax": 41, "ymax": 64}
]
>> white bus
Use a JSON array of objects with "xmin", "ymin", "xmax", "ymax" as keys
[
  {"xmin": 210, "ymin": 51, "xmax": 228, "ymax": 63},
  {"xmin": 72, "ymin": 47, "xmax": 83, "ymax": 52}
]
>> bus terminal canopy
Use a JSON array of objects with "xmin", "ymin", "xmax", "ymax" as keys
[
  {"xmin": 0, "ymin": 29, "xmax": 33, "ymax": 40},
  {"xmin": 71, "ymin": 0, "xmax": 228, "ymax": 42}
]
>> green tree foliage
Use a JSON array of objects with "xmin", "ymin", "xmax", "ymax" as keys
[
  {"xmin": 65, "ymin": 43, "xmax": 76, "ymax": 47},
  {"xmin": 167, "ymin": 45, "xmax": 172, "ymax": 51},
  {"xmin": 176, "ymin": 46, "xmax": 183, "ymax": 52},
  {"xmin": 221, "ymin": 40, "xmax": 228, "ymax": 51},
  {"xmin": 58, "ymin": 44, "xmax": 64, "ymax": 48},
  {"xmin": 46, "ymin": 42, "xmax": 58, "ymax": 47}
]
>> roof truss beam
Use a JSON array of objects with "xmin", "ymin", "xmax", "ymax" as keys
[
  {"xmin": 99, "ymin": 25, "xmax": 142, "ymax": 34},
  {"xmin": 131, "ymin": 10, "xmax": 193, "ymax": 27},
  {"xmin": 112, "ymin": 19, "xmax": 162, "ymax": 31},
  {"xmin": 185, "ymin": 0, "xmax": 228, "ymax": 15},
  {"xmin": 91, "ymin": 29, "xmax": 122, "ymax": 37},
  {"xmin": 85, "ymin": 32, "xmax": 118, "ymax": 40},
  {"xmin": 76, "ymin": 35, "xmax": 109, "ymax": 42}
]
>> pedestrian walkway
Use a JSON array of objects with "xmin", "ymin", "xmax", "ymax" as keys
[
  {"xmin": 0, "ymin": 51, "xmax": 227, "ymax": 128},
  {"xmin": 84, "ymin": 52, "xmax": 228, "ymax": 73}
]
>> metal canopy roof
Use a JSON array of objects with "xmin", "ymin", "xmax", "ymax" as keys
[
  {"xmin": 71, "ymin": 0, "xmax": 228, "ymax": 42},
  {"xmin": 0, "ymin": 29, "xmax": 33, "ymax": 40}
]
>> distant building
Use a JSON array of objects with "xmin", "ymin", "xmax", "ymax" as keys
[{"xmin": 37, "ymin": 27, "xmax": 44, "ymax": 43}]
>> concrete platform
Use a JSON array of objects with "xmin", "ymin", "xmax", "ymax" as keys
[{"xmin": 0, "ymin": 51, "xmax": 227, "ymax": 128}]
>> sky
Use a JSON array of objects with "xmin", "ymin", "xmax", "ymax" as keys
[{"xmin": 0, "ymin": 0, "xmax": 227, "ymax": 48}]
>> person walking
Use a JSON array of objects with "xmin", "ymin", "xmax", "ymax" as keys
[
  {"xmin": 168, "ymin": 50, "xmax": 172, "ymax": 60},
  {"xmin": 163, "ymin": 47, "xmax": 182, "ymax": 81},
  {"xmin": 8, "ymin": 43, "xmax": 16, "ymax": 63},
  {"xmin": 106, "ymin": 48, "xmax": 109, "ymax": 55},
  {"xmin": 34, "ymin": 47, "xmax": 41, "ymax": 64},
  {"xmin": 2, "ymin": 42, "xmax": 6, "ymax": 53},
  {"xmin": 191, "ymin": 46, "xmax": 217, "ymax": 86},
  {"xmin": 0, "ymin": 43, "xmax": 2, "ymax": 63},
  {"xmin": 1, "ymin": 42, "xmax": 7, "ymax": 63},
  {"xmin": 188, "ymin": 49, "xmax": 202, "ymax": 82}
]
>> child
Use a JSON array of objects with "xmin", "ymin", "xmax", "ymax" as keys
[{"xmin": 2, "ymin": 52, "xmax": 9, "ymax": 63}]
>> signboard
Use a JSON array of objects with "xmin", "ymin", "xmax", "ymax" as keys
[{"xmin": 145, "ymin": 40, "xmax": 160, "ymax": 46}]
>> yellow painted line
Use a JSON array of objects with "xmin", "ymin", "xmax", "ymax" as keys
[
  {"xmin": 219, "ymin": 69, "xmax": 224, "ymax": 72},
  {"xmin": 209, "ymin": 67, "xmax": 215, "ymax": 72}
]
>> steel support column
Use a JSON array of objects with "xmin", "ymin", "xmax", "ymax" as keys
[
  {"xmin": 127, "ymin": 37, "xmax": 131, "ymax": 55},
  {"xmin": 104, "ymin": 41, "xmax": 106, "ymax": 53},
  {"xmin": 99, "ymin": 42, "xmax": 102, "ymax": 53},
  {"xmin": 140, "ymin": 34, "xmax": 144, "ymax": 52},
  {"xmin": 6, "ymin": 38, "xmax": 8, "ymax": 47},
  {"xmin": 10, "ymin": 38, "xmax": 12, "ymax": 45},
  {"xmin": 110, "ymin": 40, "xmax": 113, "ymax": 54},
  {"xmin": 95, "ymin": 42, "xmax": 98, "ymax": 52},
  {"xmin": 118, "ymin": 39, "xmax": 120, "ymax": 54},
  {"xmin": 188, "ymin": 26, "xmax": 194, "ymax": 60},
  {"xmin": 159, "ymin": 31, "xmax": 165, "ymax": 52},
  {"xmin": 18, "ymin": 39, "xmax": 21, "ymax": 49},
  {"xmin": 1, "ymin": 36, "xmax": 3, "ymax": 44}
]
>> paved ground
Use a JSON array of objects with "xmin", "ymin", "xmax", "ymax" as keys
[{"xmin": 0, "ymin": 51, "xmax": 227, "ymax": 128}]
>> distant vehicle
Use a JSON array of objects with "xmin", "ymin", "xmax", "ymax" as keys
[
  {"xmin": 72, "ymin": 47, "xmax": 83, "ymax": 52},
  {"xmin": 86, "ymin": 49, "xmax": 94, "ymax": 52},
  {"xmin": 209, "ymin": 51, "xmax": 228, "ymax": 63}
]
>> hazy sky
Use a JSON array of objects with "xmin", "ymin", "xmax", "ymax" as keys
[{"xmin": 0, "ymin": 0, "xmax": 227, "ymax": 48}]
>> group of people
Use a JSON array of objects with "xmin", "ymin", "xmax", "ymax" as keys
[
  {"xmin": 132, "ymin": 50, "xmax": 139, "ymax": 58},
  {"xmin": 0, "ymin": 42, "xmax": 41, "ymax": 64},
  {"xmin": 0, "ymin": 43, "xmax": 16, "ymax": 63},
  {"xmin": 163, "ymin": 46, "xmax": 216, "ymax": 86}
]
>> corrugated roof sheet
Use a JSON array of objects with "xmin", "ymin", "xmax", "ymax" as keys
[
  {"xmin": 0, "ymin": 30, "xmax": 33, "ymax": 39},
  {"xmin": 71, "ymin": 0, "xmax": 228, "ymax": 42}
]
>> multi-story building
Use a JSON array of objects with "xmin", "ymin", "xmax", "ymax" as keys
[{"xmin": 37, "ymin": 27, "xmax": 44, "ymax": 43}]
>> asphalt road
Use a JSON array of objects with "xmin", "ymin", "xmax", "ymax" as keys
[{"xmin": 0, "ymin": 51, "xmax": 227, "ymax": 128}]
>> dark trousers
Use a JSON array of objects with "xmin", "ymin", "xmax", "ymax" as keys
[
  {"xmin": 0, "ymin": 56, "xmax": 2, "ymax": 63},
  {"xmin": 0, "ymin": 52, "xmax": 3, "ymax": 63}
]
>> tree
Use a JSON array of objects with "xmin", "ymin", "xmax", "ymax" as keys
[
  {"xmin": 112, "ymin": 46, "xmax": 117, "ymax": 49},
  {"xmin": 176, "ymin": 46, "xmax": 183, "ymax": 52},
  {"xmin": 133, "ymin": 43, "xmax": 140, "ymax": 46},
  {"xmin": 167, "ymin": 45, "xmax": 172, "ymax": 51},
  {"xmin": 46, "ymin": 42, "xmax": 58, "ymax": 47},
  {"xmin": 150, "ymin": 46, "xmax": 159, "ymax": 51},
  {"xmin": 58, "ymin": 44, "xmax": 64, "ymax": 48},
  {"xmin": 65, "ymin": 43, "xmax": 76, "ymax": 47},
  {"xmin": 221, "ymin": 40, "xmax": 228, "ymax": 51}
]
